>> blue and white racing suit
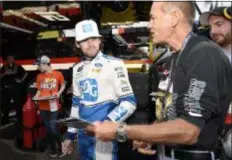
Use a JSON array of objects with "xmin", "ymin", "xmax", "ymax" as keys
[{"xmin": 66, "ymin": 52, "xmax": 136, "ymax": 160}]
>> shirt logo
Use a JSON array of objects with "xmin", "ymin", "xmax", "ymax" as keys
[
  {"xmin": 184, "ymin": 78, "xmax": 206, "ymax": 117},
  {"xmin": 76, "ymin": 65, "xmax": 84, "ymax": 78},
  {"xmin": 109, "ymin": 106, "xmax": 128, "ymax": 122},
  {"xmin": 92, "ymin": 68, "xmax": 102, "ymax": 73},
  {"xmin": 79, "ymin": 78, "xmax": 98, "ymax": 102},
  {"xmin": 115, "ymin": 67, "xmax": 123, "ymax": 71},
  {"xmin": 94, "ymin": 63, "xmax": 103, "ymax": 68},
  {"xmin": 117, "ymin": 72, "xmax": 126, "ymax": 78},
  {"xmin": 77, "ymin": 65, "xmax": 84, "ymax": 72},
  {"xmin": 41, "ymin": 78, "xmax": 57, "ymax": 89}
]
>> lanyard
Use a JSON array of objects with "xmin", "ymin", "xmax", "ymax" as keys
[
  {"xmin": 167, "ymin": 32, "xmax": 194, "ymax": 92},
  {"xmin": 174, "ymin": 32, "xmax": 194, "ymax": 67},
  {"xmin": 47, "ymin": 73, "xmax": 55, "ymax": 95},
  {"xmin": 162, "ymin": 32, "xmax": 194, "ymax": 120}
]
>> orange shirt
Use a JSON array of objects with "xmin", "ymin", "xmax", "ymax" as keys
[{"xmin": 36, "ymin": 70, "xmax": 64, "ymax": 111}]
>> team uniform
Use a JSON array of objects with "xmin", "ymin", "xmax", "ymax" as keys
[{"xmin": 66, "ymin": 52, "xmax": 136, "ymax": 160}]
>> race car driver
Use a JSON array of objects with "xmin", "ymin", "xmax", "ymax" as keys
[{"xmin": 62, "ymin": 19, "xmax": 136, "ymax": 160}]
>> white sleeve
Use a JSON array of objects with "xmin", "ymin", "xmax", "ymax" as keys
[{"xmin": 107, "ymin": 60, "xmax": 137, "ymax": 122}]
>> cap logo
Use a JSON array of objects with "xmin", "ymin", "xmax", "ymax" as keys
[{"xmin": 82, "ymin": 24, "xmax": 93, "ymax": 33}]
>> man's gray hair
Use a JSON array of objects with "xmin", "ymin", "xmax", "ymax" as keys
[{"xmin": 161, "ymin": 1, "xmax": 196, "ymax": 26}]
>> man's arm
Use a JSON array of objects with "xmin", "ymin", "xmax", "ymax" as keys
[
  {"xmin": 17, "ymin": 66, "xmax": 28, "ymax": 82},
  {"xmin": 56, "ymin": 72, "xmax": 66, "ymax": 97},
  {"xmin": 20, "ymin": 72, "xmax": 28, "ymax": 82},
  {"xmin": 34, "ymin": 90, "xmax": 41, "ymax": 98},
  {"xmin": 106, "ymin": 60, "xmax": 136, "ymax": 122},
  {"xmin": 92, "ymin": 118, "xmax": 199, "ymax": 145},
  {"xmin": 58, "ymin": 83, "xmax": 66, "ymax": 95},
  {"xmin": 126, "ymin": 118, "xmax": 200, "ymax": 145}
]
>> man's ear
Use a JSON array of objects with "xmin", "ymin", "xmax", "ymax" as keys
[
  {"xmin": 75, "ymin": 41, "xmax": 80, "ymax": 48},
  {"xmin": 171, "ymin": 10, "xmax": 181, "ymax": 28}
]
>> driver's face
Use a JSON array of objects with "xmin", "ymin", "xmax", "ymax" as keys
[{"xmin": 78, "ymin": 37, "xmax": 101, "ymax": 58}]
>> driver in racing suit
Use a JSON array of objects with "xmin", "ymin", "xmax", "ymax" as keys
[{"xmin": 62, "ymin": 19, "xmax": 136, "ymax": 160}]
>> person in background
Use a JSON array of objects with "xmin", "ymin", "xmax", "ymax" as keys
[
  {"xmin": 200, "ymin": 6, "xmax": 231, "ymax": 62},
  {"xmin": 200, "ymin": 6, "xmax": 232, "ymax": 159},
  {"xmin": 33, "ymin": 55, "xmax": 66, "ymax": 158},
  {"xmin": 0, "ymin": 55, "xmax": 28, "ymax": 125}
]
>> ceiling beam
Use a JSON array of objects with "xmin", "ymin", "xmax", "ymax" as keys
[
  {"xmin": 4, "ymin": 10, "xmax": 47, "ymax": 27},
  {"xmin": 0, "ymin": 22, "xmax": 33, "ymax": 34}
]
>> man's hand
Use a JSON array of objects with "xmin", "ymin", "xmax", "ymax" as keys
[
  {"xmin": 94, "ymin": 121, "xmax": 119, "ymax": 141},
  {"xmin": 32, "ymin": 96, "xmax": 38, "ymax": 101},
  {"xmin": 133, "ymin": 141, "xmax": 148, "ymax": 149},
  {"xmin": 133, "ymin": 141, "xmax": 156, "ymax": 155},
  {"xmin": 84, "ymin": 121, "xmax": 101, "ymax": 136},
  {"xmin": 62, "ymin": 139, "xmax": 73, "ymax": 155}
]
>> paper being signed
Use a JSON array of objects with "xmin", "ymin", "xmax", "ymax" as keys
[{"xmin": 51, "ymin": 117, "xmax": 93, "ymax": 129}]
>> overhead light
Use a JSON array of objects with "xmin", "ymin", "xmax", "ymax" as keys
[
  {"xmin": 0, "ymin": 22, "xmax": 33, "ymax": 34},
  {"xmin": 62, "ymin": 29, "xmax": 75, "ymax": 37}
]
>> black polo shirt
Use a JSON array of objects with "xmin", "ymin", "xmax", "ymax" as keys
[{"xmin": 172, "ymin": 35, "xmax": 232, "ymax": 150}]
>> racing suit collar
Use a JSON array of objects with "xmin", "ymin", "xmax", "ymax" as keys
[
  {"xmin": 83, "ymin": 51, "xmax": 103, "ymax": 62},
  {"xmin": 94, "ymin": 51, "xmax": 103, "ymax": 59}
]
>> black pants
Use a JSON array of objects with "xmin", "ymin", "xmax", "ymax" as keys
[
  {"xmin": 1, "ymin": 86, "xmax": 24, "ymax": 125},
  {"xmin": 39, "ymin": 110, "xmax": 62, "ymax": 152},
  {"xmin": 165, "ymin": 149, "xmax": 218, "ymax": 160}
]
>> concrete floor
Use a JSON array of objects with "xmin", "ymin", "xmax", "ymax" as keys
[
  {"xmin": 0, "ymin": 122, "xmax": 78, "ymax": 160},
  {"xmin": 0, "ymin": 139, "xmax": 78, "ymax": 160}
]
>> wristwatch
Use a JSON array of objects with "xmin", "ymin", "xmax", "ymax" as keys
[{"xmin": 116, "ymin": 123, "xmax": 127, "ymax": 143}]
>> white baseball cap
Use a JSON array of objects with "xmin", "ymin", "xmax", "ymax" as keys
[
  {"xmin": 34, "ymin": 55, "xmax": 50, "ymax": 65},
  {"xmin": 75, "ymin": 19, "xmax": 102, "ymax": 42}
]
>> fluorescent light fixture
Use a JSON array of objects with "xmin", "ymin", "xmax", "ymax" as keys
[{"xmin": 62, "ymin": 29, "xmax": 75, "ymax": 37}]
